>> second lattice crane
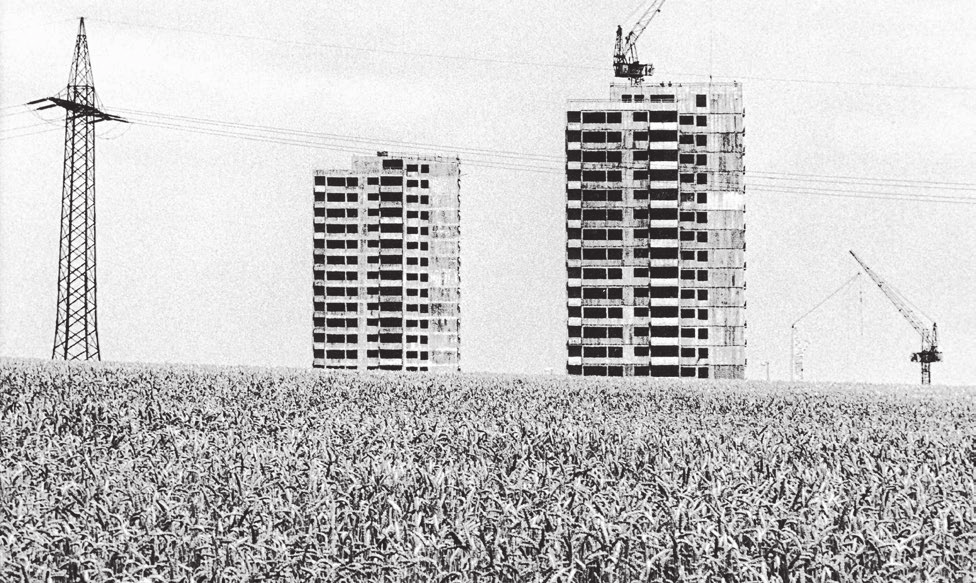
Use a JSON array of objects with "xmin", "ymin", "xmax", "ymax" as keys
[{"xmin": 849, "ymin": 250, "xmax": 942, "ymax": 385}]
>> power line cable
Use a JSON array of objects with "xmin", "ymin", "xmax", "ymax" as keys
[
  {"xmin": 113, "ymin": 107, "xmax": 976, "ymax": 192},
  {"xmin": 748, "ymin": 182, "xmax": 976, "ymax": 202},
  {"xmin": 13, "ymin": 101, "xmax": 973, "ymax": 204},
  {"xmin": 752, "ymin": 170, "xmax": 976, "ymax": 189},
  {"xmin": 748, "ymin": 185, "xmax": 976, "ymax": 206},
  {"xmin": 88, "ymin": 17, "xmax": 976, "ymax": 92},
  {"xmin": 120, "ymin": 116, "xmax": 976, "ymax": 203},
  {"xmin": 749, "ymin": 184, "xmax": 976, "ymax": 204},
  {"xmin": 90, "ymin": 18, "xmax": 603, "ymax": 73},
  {"xmin": 0, "ymin": 17, "xmax": 75, "ymax": 35},
  {"xmin": 0, "ymin": 121, "xmax": 57, "ymax": 133},
  {"xmin": 0, "ymin": 126, "xmax": 62, "ymax": 141},
  {"xmin": 114, "ymin": 107, "xmax": 563, "ymax": 165},
  {"xmin": 127, "ymin": 118, "xmax": 561, "ymax": 174},
  {"xmin": 749, "ymin": 175, "xmax": 976, "ymax": 193}
]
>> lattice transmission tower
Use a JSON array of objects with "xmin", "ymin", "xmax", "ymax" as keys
[{"xmin": 28, "ymin": 18, "xmax": 125, "ymax": 360}]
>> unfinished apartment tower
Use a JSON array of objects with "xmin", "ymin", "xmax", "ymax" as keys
[
  {"xmin": 313, "ymin": 153, "xmax": 461, "ymax": 372},
  {"xmin": 565, "ymin": 83, "xmax": 746, "ymax": 379}
]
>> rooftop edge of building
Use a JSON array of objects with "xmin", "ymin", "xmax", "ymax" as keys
[
  {"xmin": 568, "ymin": 81, "xmax": 743, "ymax": 106},
  {"xmin": 314, "ymin": 152, "xmax": 461, "ymax": 176}
]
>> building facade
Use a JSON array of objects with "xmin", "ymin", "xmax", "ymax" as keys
[
  {"xmin": 565, "ymin": 82, "xmax": 745, "ymax": 379},
  {"xmin": 313, "ymin": 153, "xmax": 461, "ymax": 372}
]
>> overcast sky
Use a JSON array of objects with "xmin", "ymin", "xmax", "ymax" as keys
[{"xmin": 1, "ymin": 1, "xmax": 974, "ymax": 384}]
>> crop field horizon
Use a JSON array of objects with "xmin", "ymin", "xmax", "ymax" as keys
[{"xmin": 1, "ymin": 358, "xmax": 974, "ymax": 581}]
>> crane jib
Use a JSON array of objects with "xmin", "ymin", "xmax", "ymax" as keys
[{"xmin": 848, "ymin": 250, "xmax": 941, "ymax": 384}]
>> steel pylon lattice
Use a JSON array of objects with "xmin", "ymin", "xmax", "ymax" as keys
[{"xmin": 29, "ymin": 18, "xmax": 126, "ymax": 361}]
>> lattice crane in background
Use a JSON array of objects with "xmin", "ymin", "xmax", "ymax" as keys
[
  {"xmin": 613, "ymin": 0, "xmax": 668, "ymax": 83},
  {"xmin": 849, "ymin": 250, "xmax": 941, "ymax": 385},
  {"xmin": 790, "ymin": 273, "xmax": 861, "ymax": 382}
]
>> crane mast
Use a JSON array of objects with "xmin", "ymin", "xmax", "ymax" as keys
[
  {"xmin": 849, "ymin": 250, "xmax": 941, "ymax": 384},
  {"xmin": 614, "ymin": 0, "xmax": 668, "ymax": 84}
]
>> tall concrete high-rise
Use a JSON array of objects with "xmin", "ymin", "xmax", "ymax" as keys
[
  {"xmin": 565, "ymin": 82, "xmax": 746, "ymax": 379},
  {"xmin": 313, "ymin": 153, "xmax": 461, "ymax": 372}
]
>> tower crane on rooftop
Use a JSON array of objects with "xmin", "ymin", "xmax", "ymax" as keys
[
  {"xmin": 614, "ymin": 0, "xmax": 668, "ymax": 84},
  {"xmin": 849, "ymin": 250, "xmax": 942, "ymax": 385}
]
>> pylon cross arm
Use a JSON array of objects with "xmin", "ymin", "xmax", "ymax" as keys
[{"xmin": 27, "ymin": 96, "xmax": 127, "ymax": 123}]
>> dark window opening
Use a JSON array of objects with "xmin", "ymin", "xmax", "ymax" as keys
[
  {"xmin": 649, "ymin": 208, "xmax": 677, "ymax": 221},
  {"xmin": 649, "ymin": 169, "xmax": 678, "ymax": 181},
  {"xmin": 648, "ymin": 111, "xmax": 677, "ymax": 123},
  {"xmin": 649, "ymin": 228, "xmax": 678, "ymax": 239},
  {"xmin": 651, "ymin": 346, "xmax": 679, "ymax": 358},
  {"xmin": 648, "ymin": 130, "xmax": 677, "ymax": 142},
  {"xmin": 649, "ymin": 287, "xmax": 678, "ymax": 299},
  {"xmin": 582, "ymin": 112, "xmax": 606, "ymax": 124},
  {"xmin": 651, "ymin": 326, "xmax": 679, "ymax": 338},
  {"xmin": 650, "ymin": 306, "xmax": 678, "ymax": 318},
  {"xmin": 649, "ymin": 267, "xmax": 678, "ymax": 279},
  {"xmin": 649, "ymin": 189, "xmax": 677, "ymax": 201}
]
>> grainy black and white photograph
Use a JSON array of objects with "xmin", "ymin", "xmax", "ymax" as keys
[{"xmin": 1, "ymin": 0, "xmax": 974, "ymax": 580}]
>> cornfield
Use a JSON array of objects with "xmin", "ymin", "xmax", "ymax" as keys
[{"xmin": 1, "ymin": 359, "xmax": 974, "ymax": 582}]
